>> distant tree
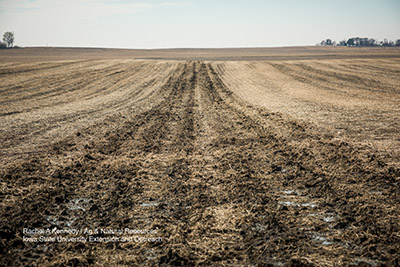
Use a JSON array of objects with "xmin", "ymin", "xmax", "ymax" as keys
[
  {"xmin": 347, "ymin": 38, "xmax": 356, "ymax": 46},
  {"xmin": 381, "ymin": 38, "xmax": 394, "ymax": 47},
  {"xmin": 338, "ymin": 40, "xmax": 347, "ymax": 46},
  {"xmin": 0, "ymin": 41, "xmax": 7, "ymax": 49},
  {"xmin": 320, "ymin": 39, "xmax": 333, "ymax": 46},
  {"xmin": 359, "ymin": 38, "xmax": 367, "ymax": 46},
  {"xmin": 3, "ymin": 31, "xmax": 15, "ymax": 48},
  {"xmin": 396, "ymin": 40, "xmax": 400, "ymax": 47},
  {"xmin": 353, "ymin": 38, "xmax": 378, "ymax": 47},
  {"xmin": 367, "ymin": 38, "xmax": 377, "ymax": 46}
]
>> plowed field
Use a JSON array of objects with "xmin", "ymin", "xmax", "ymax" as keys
[{"xmin": 1, "ymin": 48, "xmax": 400, "ymax": 266}]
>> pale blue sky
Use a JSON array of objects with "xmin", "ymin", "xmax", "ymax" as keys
[{"xmin": 0, "ymin": 0, "xmax": 399, "ymax": 48}]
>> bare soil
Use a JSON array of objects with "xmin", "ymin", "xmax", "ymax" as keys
[
  {"xmin": 1, "ymin": 47, "xmax": 399, "ymax": 266},
  {"xmin": 1, "ymin": 46, "xmax": 400, "ymax": 62}
]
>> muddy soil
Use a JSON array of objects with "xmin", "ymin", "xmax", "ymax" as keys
[{"xmin": 1, "ymin": 60, "xmax": 399, "ymax": 266}]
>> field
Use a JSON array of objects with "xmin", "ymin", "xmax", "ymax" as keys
[{"xmin": 1, "ymin": 47, "xmax": 400, "ymax": 266}]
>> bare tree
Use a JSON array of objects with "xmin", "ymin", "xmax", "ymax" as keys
[{"xmin": 3, "ymin": 32, "xmax": 15, "ymax": 48}]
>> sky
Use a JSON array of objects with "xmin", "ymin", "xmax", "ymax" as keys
[{"xmin": 0, "ymin": 0, "xmax": 399, "ymax": 48}]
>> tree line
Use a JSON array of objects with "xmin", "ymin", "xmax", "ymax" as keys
[{"xmin": 319, "ymin": 37, "xmax": 400, "ymax": 47}]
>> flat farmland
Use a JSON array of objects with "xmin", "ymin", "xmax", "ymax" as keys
[{"xmin": 1, "ymin": 47, "xmax": 400, "ymax": 266}]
